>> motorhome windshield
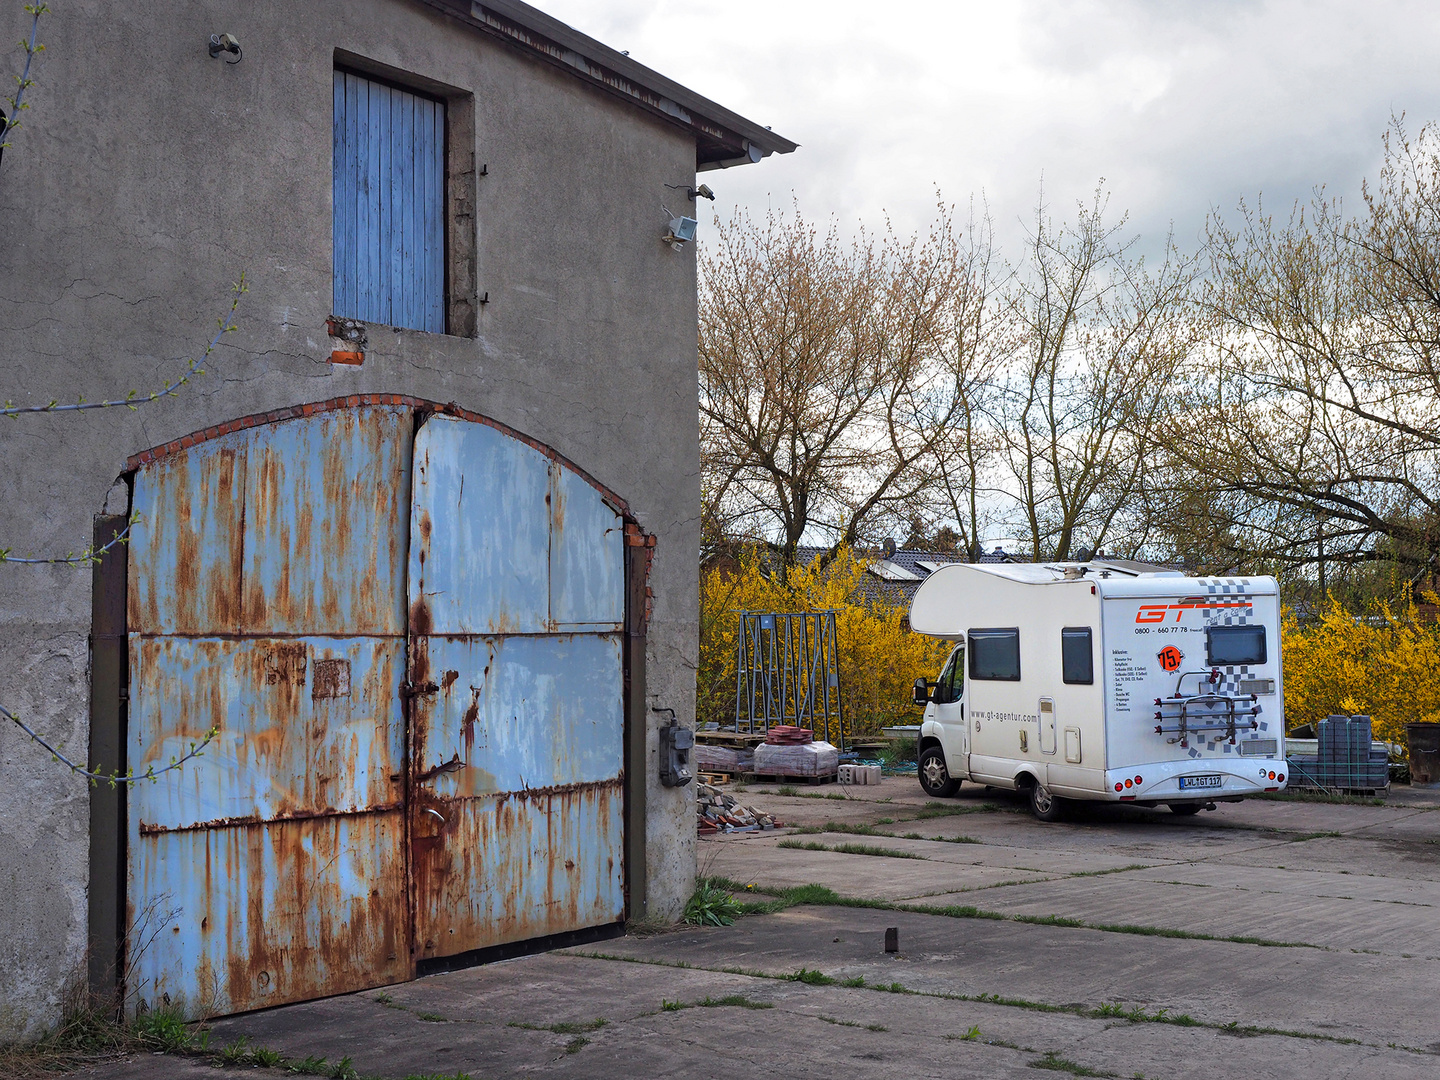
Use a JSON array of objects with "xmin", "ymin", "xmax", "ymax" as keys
[{"xmin": 1206, "ymin": 625, "xmax": 1267, "ymax": 666}]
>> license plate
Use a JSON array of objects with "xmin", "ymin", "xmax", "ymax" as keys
[{"xmin": 1179, "ymin": 774, "xmax": 1223, "ymax": 790}]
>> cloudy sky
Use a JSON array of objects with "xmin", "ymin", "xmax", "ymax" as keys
[{"xmin": 544, "ymin": 0, "xmax": 1440, "ymax": 259}]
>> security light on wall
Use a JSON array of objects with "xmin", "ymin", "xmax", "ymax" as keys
[{"xmin": 663, "ymin": 214, "xmax": 698, "ymax": 248}]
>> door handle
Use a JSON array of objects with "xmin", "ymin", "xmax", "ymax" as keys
[{"xmin": 423, "ymin": 807, "xmax": 446, "ymax": 826}]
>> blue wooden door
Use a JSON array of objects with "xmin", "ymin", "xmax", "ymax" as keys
[{"xmin": 333, "ymin": 70, "xmax": 446, "ymax": 333}]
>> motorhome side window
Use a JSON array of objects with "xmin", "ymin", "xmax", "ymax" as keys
[
  {"xmin": 1061, "ymin": 627, "xmax": 1093, "ymax": 684},
  {"xmin": 1206, "ymin": 625, "xmax": 1267, "ymax": 666},
  {"xmin": 968, "ymin": 628, "xmax": 1020, "ymax": 681},
  {"xmin": 933, "ymin": 645, "xmax": 965, "ymax": 703}
]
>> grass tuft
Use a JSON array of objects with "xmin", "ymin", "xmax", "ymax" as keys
[
  {"xmin": 1028, "ymin": 1050, "xmax": 1119, "ymax": 1077},
  {"xmin": 792, "ymin": 967, "xmax": 838, "ymax": 985},
  {"xmin": 286, "ymin": 1054, "xmax": 330, "ymax": 1075},
  {"xmin": 685, "ymin": 877, "xmax": 746, "ymax": 927},
  {"xmin": 509, "ymin": 1018, "xmax": 607, "ymax": 1034},
  {"xmin": 697, "ymin": 995, "xmax": 773, "ymax": 1010},
  {"xmin": 777, "ymin": 839, "xmax": 926, "ymax": 860}
]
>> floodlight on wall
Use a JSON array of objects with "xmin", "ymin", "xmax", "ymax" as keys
[
  {"xmin": 663, "ymin": 213, "xmax": 698, "ymax": 248},
  {"xmin": 208, "ymin": 33, "xmax": 242, "ymax": 64}
]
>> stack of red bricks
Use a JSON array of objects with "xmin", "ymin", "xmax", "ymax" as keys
[{"xmin": 764, "ymin": 725, "xmax": 814, "ymax": 745}]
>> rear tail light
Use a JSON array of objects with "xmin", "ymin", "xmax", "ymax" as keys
[
  {"xmin": 1134, "ymin": 776, "xmax": 1143, "ymax": 785},
  {"xmin": 1124, "ymin": 779, "xmax": 1133, "ymax": 788},
  {"xmin": 1276, "ymin": 773, "xmax": 1284, "ymax": 782},
  {"xmin": 1114, "ymin": 782, "xmax": 1124, "ymax": 792},
  {"xmin": 1268, "ymin": 771, "xmax": 1276, "ymax": 780}
]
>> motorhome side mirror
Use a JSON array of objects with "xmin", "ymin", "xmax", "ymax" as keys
[{"xmin": 912, "ymin": 678, "xmax": 931, "ymax": 707}]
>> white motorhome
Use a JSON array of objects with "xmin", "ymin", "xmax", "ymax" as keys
[{"xmin": 908, "ymin": 561, "xmax": 1288, "ymax": 820}]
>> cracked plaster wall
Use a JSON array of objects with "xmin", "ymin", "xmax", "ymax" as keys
[{"xmin": 0, "ymin": 0, "xmax": 702, "ymax": 1038}]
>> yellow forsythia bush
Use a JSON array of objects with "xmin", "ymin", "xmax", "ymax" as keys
[
  {"xmin": 698, "ymin": 547, "xmax": 949, "ymax": 738},
  {"xmin": 1281, "ymin": 593, "xmax": 1440, "ymax": 745}
]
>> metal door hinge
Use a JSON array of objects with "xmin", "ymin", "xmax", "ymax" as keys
[{"xmin": 401, "ymin": 681, "xmax": 439, "ymax": 699}]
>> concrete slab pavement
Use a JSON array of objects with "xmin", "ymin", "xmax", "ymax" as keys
[{"xmin": 57, "ymin": 777, "xmax": 1440, "ymax": 1080}]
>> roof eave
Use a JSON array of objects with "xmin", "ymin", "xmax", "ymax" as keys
[{"xmin": 415, "ymin": 0, "xmax": 798, "ymax": 168}]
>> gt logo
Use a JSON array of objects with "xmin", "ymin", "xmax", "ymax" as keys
[
  {"xmin": 1157, "ymin": 645, "xmax": 1184, "ymax": 672},
  {"xmin": 1137, "ymin": 601, "xmax": 1251, "ymax": 624}
]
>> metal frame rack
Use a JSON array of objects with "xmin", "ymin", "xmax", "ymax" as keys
[{"xmin": 733, "ymin": 610, "xmax": 845, "ymax": 748}]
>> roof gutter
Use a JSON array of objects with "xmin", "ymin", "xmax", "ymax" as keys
[{"xmin": 414, "ymin": 0, "xmax": 797, "ymax": 169}]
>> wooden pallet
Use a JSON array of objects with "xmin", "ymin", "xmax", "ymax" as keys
[
  {"xmin": 745, "ymin": 772, "xmax": 837, "ymax": 786},
  {"xmin": 698, "ymin": 771, "xmax": 734, "ymax": 785},
  {"xmin": 693, "ymin": 731, "xmax": 767, "ymax": 746}
]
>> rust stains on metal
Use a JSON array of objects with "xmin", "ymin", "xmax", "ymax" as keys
[
  {"xmin": 407, "ymin": 779, "xmax": 623, "ymax": 958},
  {"xmin": 413, "ymin": 753, "xmax": 467, "ymax": 785},
  {"xmin": 129, "ymin": 440, "xmax": 245, "ymax": 635},
  {"xmin": 312, "ymin": 658, "xmax": 351, "ymax": 699},
  {"xmin": 129, "ymin": 812, "xmax": 408, "ymax": 1017},
  {"xmin": 409, "ymin": 598, "xmax": 433, "ymax": 636},
  {"xmin": 137, "ymin": 801, "xmax": 405, "ymax": 836},
  {"xmin": 494, "ymin": 776, "xmax": 623, "ymax": 802},
  {"xmin": 440, "ymin": 669, "xmax": 459, "ymax": 691},
  {"xmin": 239, "ymin": 407, "xmax": 411, "ymax": 636},
  {"xmin": 460, "ymin": 686, "xmax": 480, "ymax": 748}
]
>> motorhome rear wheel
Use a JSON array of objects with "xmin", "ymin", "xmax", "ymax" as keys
[{"xmin": 1028, "ymin": 781, "xmax": 1068, "ymax": 822}]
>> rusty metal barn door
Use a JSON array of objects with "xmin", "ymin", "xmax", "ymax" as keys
[
  {"xmin": 126, "ymin": 407, "xmax": 413, "ymax": 1015},
  {"xmin": 406, "ymin": 415, "xmax": 625, "ymax": 968}
]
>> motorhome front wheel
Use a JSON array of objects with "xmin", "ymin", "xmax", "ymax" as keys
[{"xmin": 918, "ymin": 746, "xmax": 959, "ymax": 797}]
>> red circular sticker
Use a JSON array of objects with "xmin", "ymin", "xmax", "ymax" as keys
[{"xmin": 1157, "ymin": 645, "xmax": 1184, "ymax": 672}]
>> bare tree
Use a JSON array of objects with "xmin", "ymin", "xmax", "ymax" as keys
[
  {"xmin": 699, "ymin": 200, "xmax": 1003, "ymax": 566},
  {"xmin": 992, "ymin": 188, "xmax": 1199, "ymax": 560},
  {"xmin": 1160, "ymin": 116, "xmax": 1440, "ymax": 584}
]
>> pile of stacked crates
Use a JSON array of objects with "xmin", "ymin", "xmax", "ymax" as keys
[{"xmin": 1287, "ymin": 715, "xmax": 1389, "ymax": 794}]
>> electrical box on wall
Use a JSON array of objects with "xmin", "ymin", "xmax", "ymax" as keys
[{"xmin": 658, "ymin": 717, "xmax": 693, "ymax": 787}]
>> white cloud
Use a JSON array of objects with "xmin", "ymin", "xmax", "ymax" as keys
[{"xmin": 540, "ymin": 0, "xmax": 1440, "ymax": 256}]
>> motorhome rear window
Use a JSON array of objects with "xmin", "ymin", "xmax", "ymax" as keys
[
  {"xmin": 969, "ymin": 628, "xmax": 1020, "ymax": 681},
  {"xmin": 1206, "ymin": 625, "xmax": 1266, "ymax": 666},
  {"xmin": 1061, "ymin": 627, "xmax": 1093, "ymax": 684}
]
